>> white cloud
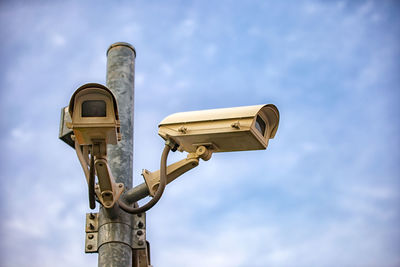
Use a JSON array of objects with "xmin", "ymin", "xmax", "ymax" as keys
[
  {"xmin": 204, "ymin": 43, "xmax": 218, "ymax": 60},
  {"xmin": 160, "ymin": 62, "xmax": 174, "ymax": 76},
  {"xmin": 51, "ymin": 33, "xmax": 66, "ymax": 47},
  {"xmin": 10, "ymin": 126, "xmax": 34, "ymax": 145},
  {"xmin": 303, "ymin": 2, "xmax": 321, "ymax": 15},
  {"xmin": 135, "ymin": 72, "xmax": 146, "ymax": 87},
  {"xmin": 178, "ymin": 19, "xmax": 197, "ymax": 38}
]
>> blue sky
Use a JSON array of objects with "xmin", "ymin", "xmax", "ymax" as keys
[{"xmin": 0, "ymin": 0, "xmax": 399, "ymax": 266}]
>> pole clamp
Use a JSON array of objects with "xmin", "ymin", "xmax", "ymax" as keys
[{"xmin": 84, "ymin": 212, "xmax": 147, "ymax": 253}]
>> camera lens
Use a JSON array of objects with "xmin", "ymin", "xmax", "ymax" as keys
[{"xmin": 82, "ymin": 100, "xmax": 106, "ymax": 117}]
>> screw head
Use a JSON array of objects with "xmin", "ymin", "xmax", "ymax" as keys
[
  {"xmin": 138, "ymin": 240, "xmax": 144, "ymax": 246},
  {"xmin": 87, "ymin": 244, "xmax": 93, "ymax": 250},
  {"xmin": 138, "ymin": 222, "xmax": 144, "ymax": 229},
  {"xmin": 137, "ymin": 230, "xmax": 143, "ymax": 236},
  {"xmin": 88, "ymin": 234, "xmax": 94, "ymax": 239}
]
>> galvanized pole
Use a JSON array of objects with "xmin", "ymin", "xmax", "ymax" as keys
[{"xmin": 97, "ymin": 42, "xmax": 136, "ymax": 267}]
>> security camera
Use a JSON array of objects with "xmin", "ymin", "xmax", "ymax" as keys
[
  {"xmin": 67, "ymin": 83, "xmax": 124, "ymax": 209},
  {"xmin": 135, "ymin": 104, "xmax": 280, "ymax": 201},
  {"xmin": 158, "ymin": 104, "xmax": 279, "ymax": 153},
  {"xmin": 68, "ymin": 83, "xmax": 121, "ymax": 146}
]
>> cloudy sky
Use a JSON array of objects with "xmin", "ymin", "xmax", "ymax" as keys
[{"xmin": 0, "ymin": 0, "xmax": 399, "ymax": 266}]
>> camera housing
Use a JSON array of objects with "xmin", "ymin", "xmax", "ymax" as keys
[
  {"xmin": 66, "ymin": 83, "xmax": 124, "ymax": 209},
  {"xmin": 68, "ymin": 83, "xmax": 121, "ymax": 145},
  {"xmin": 158, "ymin": 104, "xmax": 279, "ymax": 153}
]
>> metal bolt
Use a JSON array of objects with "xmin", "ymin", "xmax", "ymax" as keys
[
  {"xmin": 88, "ymin": 234, "xmax": 94, "ymax": 239},
  {"xmin": 138, "ymin": 222, "xmax": 144, "ymax": 229},
  {"xmin": 87, "ymin": 244, "xmax": 93, "ymax": 250},
  {"xmin": 138, "ymin": 241, "xmax": 144, "ymax": 246},
  {"xmin": 89, "ymin": 223, "xmax": 95, "ymax": 230},
  {"xmin": 137, "ymin": 230, "xmax": 143, "ymax": 236}
]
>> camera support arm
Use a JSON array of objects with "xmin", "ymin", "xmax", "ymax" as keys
[
  {"xmin": 142, "ymin": 145, "xmax": 212, "ymax": 197},
  {"xmin": 74, "ymin": 139, "xmax": 124, "ymax": 209}
]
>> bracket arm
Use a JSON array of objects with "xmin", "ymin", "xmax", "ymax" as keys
[{"xmin": 142, "ymin": 145, "xmax": 212, "ymax": 197}]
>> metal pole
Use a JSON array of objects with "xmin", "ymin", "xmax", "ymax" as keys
[{"xmin": 98, "ymin": 42, "xmax": 136, "ymax": 267}]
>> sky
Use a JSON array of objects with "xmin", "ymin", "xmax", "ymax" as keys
[{"xmin": 0, "ymin": 0, "xmax": 399, "ymax": 266}]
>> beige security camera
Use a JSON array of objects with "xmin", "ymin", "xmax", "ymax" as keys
[
  {"xmin": 158, "ymin": 104, "xmax": 279, "ymax": 153},
  {"xmin": 141, "ymin": 104, "xmax": 280, "ymax": 198},
  {"xmin": 67, "ymin": 83, "xmax": 123, "ymax": 209},
  {"xmin": 68, "ymin": 83, "xmax": 121, "ymax": 146}
]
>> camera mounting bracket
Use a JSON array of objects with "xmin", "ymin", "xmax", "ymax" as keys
[{"xmin": 142, "ymin": 146, "xmax": 212, "ymax": 197}]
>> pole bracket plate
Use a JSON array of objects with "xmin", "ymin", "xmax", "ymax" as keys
[
  {"xmin": 84, "ymin": 212, "xmax": 148, "ymax": 254},
  {"xmin": 85, "ymin": 212, "xmax": 99, "ymax": 253},
  {"xmin": 132, "ymin": 213, "xmax": 147, "ymax": 249}
]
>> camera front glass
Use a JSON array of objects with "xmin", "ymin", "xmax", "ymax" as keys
[
  {"xmin": 82, "ymin": 100, "xmax": 107, "ymax": 117},
  {"xmin": 255, "ymin": 115, "xmax": 266, "ymax": 136}
]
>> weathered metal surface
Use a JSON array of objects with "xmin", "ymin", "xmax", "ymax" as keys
[
  {"xmin": 133, "ymin": 213, "xmax": 149, "ymax": 267},
  {"xmin": 86, "ymin": 212, "xmax": 99, "ymax": 232},
  {"xmin": 85, "ymin": 232, "xmax": 98, "ymax": 253},
  {"xmin": 136, "ymin": 246, "xmax": 151, "ymax": 267},
  {"xmin": 97, "ymin": 203, "xmax": 136, "ymax": 265},
  {"xmin": 98, "ymin": 243, "xmax": 133, "ymax": 267},
  {"xmin": 123, "ymin": 183, "xmax": 150, "ymax": 204},
  {"xmin": 132, "ymin": 213, "xmax": 146, "ymax": 249},
  {"xmin": 98, "ymin": 223, "xmax": 133, "ymax": 248},
  {"xmin": 97, "ymin": 42, "xmax": 136, "ymax": 267},
  {"xmin": 106, "ymin": 42, "xmax": 136, "ymax": 188},
  {"xmin": 85, "ymin": 213, "xmax": 99, "ymax": 253}
]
